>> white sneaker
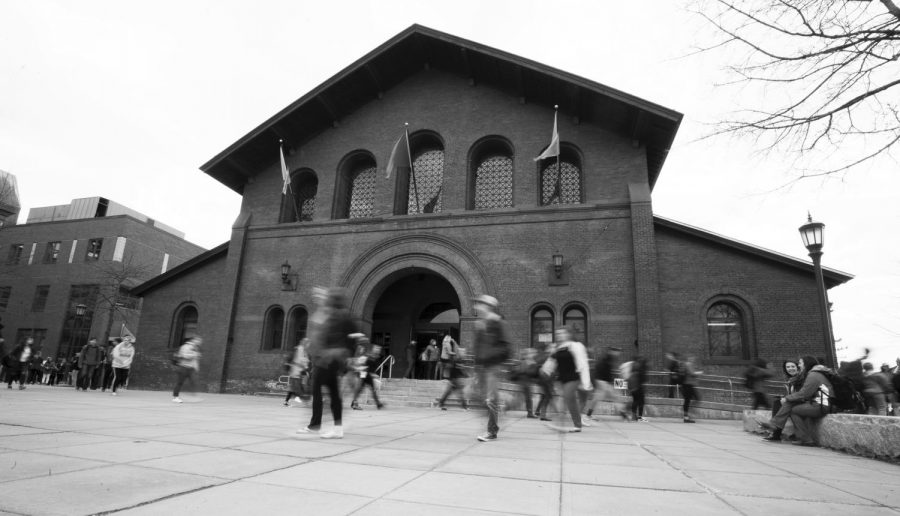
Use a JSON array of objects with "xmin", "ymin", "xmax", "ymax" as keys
[
  {"xmin": 320, "ymin": 427, "xmax": 344, "ymax": 439},
  {"xmin": 111, "ymin": 392, "xmax": 117, "ymax": 396},
  {"xmin": 637, "ymin": 417, "xmax": 649, "ymax": 422},
  {"xmin": 172, "ymin": 397, "xmax": 183, "ymax": 403},
  {"xmin": 580, "ymin": 416, "xmax": 593, "ymax": 427}
]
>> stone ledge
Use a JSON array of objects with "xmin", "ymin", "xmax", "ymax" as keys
[{"xmin": 743, "ymin": 409, "xmax": 900, "ymax": 462}]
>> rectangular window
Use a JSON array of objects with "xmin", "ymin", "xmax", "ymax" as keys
[
  {"xmin": 0, "ymin": 286, "xmax": 10, "ymax": 311},
  {"xmin": 43, "ymin": 241, "xmax": 61, "ymax": 264},
  {"xmin": 31, "ymin": 285, "xmax": 50, "ymax": 312},
  {"xmin": 14, "ymin": 329, "xmax": 47, "ymax": 349},
  {"xmin": 7, "ymin": 244, "xmax": 24, "ymax": 264},
  {"xmin": 85, "ymin": 238, "xmax": 103, "ymax": 261}
]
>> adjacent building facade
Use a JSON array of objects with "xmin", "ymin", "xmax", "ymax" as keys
[
  {"xmin": 130, "ymin": 25, "xmax": 852, "ymax": 393},
  {"xmin": 0, "ymin": 197, "xmax": 205, "ymax": 359}
]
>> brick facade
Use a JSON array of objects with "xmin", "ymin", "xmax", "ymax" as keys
[{"xmin": 130, "ymin": 29, "xmax": 851, "ymax": 393}]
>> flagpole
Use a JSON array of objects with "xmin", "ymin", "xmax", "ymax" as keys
[
  {"xmin": 552, "ymin": 105, "xmax": 562, "ymax": 204},
  {"xmin": 281, "ymin": 140, "xmax": 302, "ymax": 222},
  {"xmin": 405, "ymin": 123, "xmax": 420, "ymax": 214}
]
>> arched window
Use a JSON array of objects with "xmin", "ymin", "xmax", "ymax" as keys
[
  {"xmin": 469, "ymin": 137, "xmax": 514, "ymax": 210},
  {"xmin": 563, "ymin": 305, "xmax": 587, "ymax": 344},
  {"xmin": 281, "ymin": 169, "xmax": 318, "ymax": 222},
  {"xmin": 262, "ymin": 306, "xmax": 285, "ymax": 351},
  {"xmin": 538, "ymin": 145, "xmax": 582, "ymax": 206},
  {"xmin": 286, "ymin": 306, "xmax": 309, "ymax": 348},
  {"xmin": 531, "ymin": 306, "xmax": 555, "ymax": 349},
  {"xmin": 170, "ymin": 304, "xmax": 198, "ymax": 349},
  {"xmin": 334, "ymin": 152, "xmax": 376, "ymax": 219},
  {"xmin": 398, "ymin": 132, "xmax": 444, "ymax": 215},
  {"xmin": 707, "ymin": 302, "xmax": 747, "ymax": 359}
]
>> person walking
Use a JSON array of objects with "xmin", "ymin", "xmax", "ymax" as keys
[
  {"xmin": 110, "ymin": 336, "xmax": 135, "ymax": 395},
  {"xmin": 665, "ymin": 352, "xmax": 681, "ymax": 398},
  {"xmin": 4, "ymin": 337, "xmax": 33, "ymax": 389},
  {"xmin": 438, "ymin": 332, "xmax": 457, "ymax": 382},
  {"xmin": 533, "ymin": 340, "xmax": 556, "ymax": 421},
  {"xmin": 100, "ymin": 341, "xmax": 116, "ymax": 392},
  {"xmin": 629, "ymin": 356, "xmax": 649, "ymax": 422},
  {"xmin": 283, "ymin": 338, "xmax": 310, "ymax": 407},
  {"xmin": 471, "ymin": 294, "xmax": 513, "ymax": 442},
  {"xmin": 77, "ymin": 338, "xmax": 103, "ymax": 391},
  {"xmin": 540, "ymin": 327, "xmax": 591, "ymax": 432},
  {"xmin": 350, "ymin": 341, "xmax": 384, "ymax": 410},
  {"xmin": 862, "ymin": 362, "xmax": 890, "ymax": 416},
  {"xmin": 681, "ymin": 355, "xmax": 703, "ymax": 423},
  {"xmin": 510, "ymin": 348, "xmax": 539, "ymax": 418},
  {"xmin": 300, "ymin": 288, "xmax": 359, "ymax": 439},
  {"xmin": 172, "ymin": 337, "xmax": 202, "ymax": 403},
  {"xmin": 585, "ymin": 346, "xmax": 628, "ymax": 422},
  {"xmin": 744, "ymin": 359, "xmax": 774, "ymax": 410},
  {"xmin": 436, "ymin": 339, "xmax": 469, "ymax": 410}
]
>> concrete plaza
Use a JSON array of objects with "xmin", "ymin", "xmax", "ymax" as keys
[{"xmin": 1, "ymin": 386, "xmax": 898, "ymax": 516}]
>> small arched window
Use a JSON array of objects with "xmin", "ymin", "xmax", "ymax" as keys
[
  {"xmin": 531, "ymin": 306, "xmax": 555, "ymax": 349},
  {"xmin": 262, "ymin": 306, "xmax": 285, "ymax": 351},
  {"xmin": 335, "ymin": 152, "xmax": 377, "ymax": 219},
  {"xmin": 397, "ymin": 132, "xmax": 444, "ymax": 215},
  {"xmin": 563, "ymin": 305, "xmax": 587, "ymax": 344},
  {"xmin": 286, "ymin": 306, "xmax": 309, "ymax": 348},
  {"xmin": 469, "ymin": 137, "xmax": 514, "ymax": 210},
  {"xmin": 171, "ymin": 304, "xmax": 198, "ymax": 349},
  {"xmin": 538, "ymin": 145, "xmax": 582, "ymax": 206},
  {"xmin": 707, "ymin": 302, "xmax": 747, "ymax": 359},
  {"xmin": 281, "ymin": 169, "xmax": 318, "ymax": 222}
]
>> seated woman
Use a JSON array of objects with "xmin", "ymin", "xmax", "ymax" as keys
[{"xmin": 760, "ymin": 355, "xmax": 832, "ymax": 446}]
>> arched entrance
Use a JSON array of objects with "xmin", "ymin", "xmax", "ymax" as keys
[{"xmin": 369, "ymin": 269, "xmax": 460, "ymax": 379}]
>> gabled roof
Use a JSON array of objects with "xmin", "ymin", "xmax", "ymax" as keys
[
  {"xmin": 201, "ymin": 24, "xmax": 682, "ymax": 194},
  {"xmin": 654, "ymin": 216, "xmax": 853, "ymax": 288},
  {"xmin": 132, "ymin": 242, "xmax": 229, "ymax": 296}
]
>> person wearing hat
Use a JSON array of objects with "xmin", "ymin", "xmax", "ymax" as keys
[{"xmin": 471, "ymin": 294, "xmax": 513, "ymax": 442}]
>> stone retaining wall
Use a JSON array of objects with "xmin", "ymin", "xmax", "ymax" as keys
[{"xmin": 743, "ymin": 410, "xmax": 900, "ymax": 462}]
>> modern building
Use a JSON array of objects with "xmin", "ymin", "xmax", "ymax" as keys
[
  {"xmin": 130, "ymin": 25, "xmax": 852, "ymax": 393},
  {"xmin": 0, "ymin": 170, "xmax": 21, "ymax": 228},
  {"xmin": 0, "ymin": 196, "xmax": 205, "ymax": 359}
]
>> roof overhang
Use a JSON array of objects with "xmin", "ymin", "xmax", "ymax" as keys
[
  {"xmin": 201, "ymin": 24, "xmax": 683, "ymax": 194},
  {"xmin": 654, "ymin": 216, "xmax": 854, "ymax": 289},
  {"xmin": 132, "ymin": 242, "xmax": 229, "ymax": 297}
]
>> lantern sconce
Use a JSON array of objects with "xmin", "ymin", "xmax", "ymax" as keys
[
  {"xmin": 280, "ymin": 260, "xmax": 297, "ymax": 291},
  {"xmin": 549, "ymin": 251, "xmax": 569, "ymax": 286}
]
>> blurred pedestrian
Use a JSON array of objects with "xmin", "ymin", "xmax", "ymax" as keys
[
  {"xmin": 283, "ymin": 338, "xmax": 310, "ymax": 407},
  {"xmin": 172, "ymin": 336, "xmax": 202, "ymax": 403},
  {"xmin": 77, "ymin": 338, "xmax": 103, "ymax": 391},
  {"xmin": 510, "ymin": 347, "xmax": 539, "ymax": 418},
  {"xmin": 351, "ymin": 341, "xmax": 384, "ymax": 410},
  {"xmin": 862, "ymin": 362, "xmax": 890, "ymax": 416},
  {"xmin": 436, "ymin": 343, "xmax": 469, "ymax": 410},
  {"xmin": 541, "ymin": 326, "xmax": 591, "ymax": 432},
  {"xmin": 472, "ymin": 294, "xmax": 513, "ymax": 442},
  {"xmin": 744, "ymin": 358, "xmax": 774, "ymax": 410},
  {"xmin": 585, "ymin": 346, "xmax": 628, "ymax": 422},
  {"xmin": 681, "ymin": 355, "xmax": 703, "ymax": 423},
  {"xmin": 404, "ymin": 339, "xmax": 417, "ymax": 379},
  {"xmin": 424, "ymin": 339, "xmax": 439, "ymax": 380},
  {"xmin": 665, "ymin": 351, "xmax": 681, "ymax": 398},
  {"xmin": 629, "ymin": 356, "xmax": 649, "ymax": 422},
  {"xmin": 4, "ymin": 337, "xmax": 33, "ymax": 389},
  {"xmin": 110, "ymin": 336, "xmax": 135, "ymax": 395}
]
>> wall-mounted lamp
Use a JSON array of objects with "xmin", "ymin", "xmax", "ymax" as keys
[
  {"xmin": 548, "ymin": 251, "xmax": 568, "ymax": 286},
  {"xmin": 280, "ymin": 260, "xmax": 297, "ymax": 291},
  {"xmin": 75, "ymin": 303, "xmax": 87, "ymax": 317}
]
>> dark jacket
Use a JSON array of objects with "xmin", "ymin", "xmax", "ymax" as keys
[
  {"xmin": 79, "ymin": 343, "xmax": 103, "ymax": 367},
  {"xmin": 473, "ymin": 316, "xmax": 512, "ymax": 367},
  {"xmin": 785, "ymin": 365, "xmax": 834, "ymax": 405},
  {"xmin": 310, "ymin": 311, "xmax": 358, "ymax": 368}
]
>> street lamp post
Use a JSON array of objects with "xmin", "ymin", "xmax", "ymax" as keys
[
  {"xmin": 798, "ymin": 214, "xmax": 836, "ymax": 368},
  {"xmin": 66, "ymin": 303, "xmax": 87, "ymax": 362}
]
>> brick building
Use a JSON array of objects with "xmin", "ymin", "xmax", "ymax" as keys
[
  {"xmin": 130, "ymin": 25, "xmax": 852, "ymax": 393},
  {"xmin": 0, "ymin": 196, "xmax": 205, "ymax": 359}
]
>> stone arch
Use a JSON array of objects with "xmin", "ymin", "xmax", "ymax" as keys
[{"xmin": 340, "ymin": 233, "xmax": 493, "ymax": 326}]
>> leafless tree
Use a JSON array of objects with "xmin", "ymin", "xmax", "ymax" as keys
[
  {"xmin": 0, "ymin": 170, "xmax": 20, "ymax": 227},
  {"xmin": 692, "ymin": 0, "xmax": 900, "ymax": 177},
  {"xmin": 89, "ymin": 256, "xmax": 153, "ymax": 345}
]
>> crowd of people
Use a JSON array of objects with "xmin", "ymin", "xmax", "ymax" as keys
[{"xmin": 0, "ymin": 335, "xmax": 136, "ymax": 393}]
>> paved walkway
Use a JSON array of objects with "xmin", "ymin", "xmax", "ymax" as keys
[{"xmin": 1, "ymin": 386, "xmax": 898, "ymax": 516}]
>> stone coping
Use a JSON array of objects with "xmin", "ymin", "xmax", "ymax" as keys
[{"xmin": 743, "ymin": 409, "xmax": 900, "ymax": 462}]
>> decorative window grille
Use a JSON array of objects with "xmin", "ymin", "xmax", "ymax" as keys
[
  {"xmin": 296, "ymin": 179, "xmax": 317, "ymax": 222},
  {"xmin": 474, "ymin": 155, "xmax": 513, "ymax": 209},
  {"xmin": 408, "ymin": 149, "xmax": 444, "ymax": 214},
  {"xmin": 707, "ymin": 302, "xmax": 745, "ymax": 359},
  {"xmin": 540, "ymin": 161, "xmax": 582, "ymax": 206},
  {"xmin": 348, "ymin": 165, "xmax": 376, "ymax": 219}
]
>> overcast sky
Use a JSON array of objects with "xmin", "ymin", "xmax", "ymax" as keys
[{"xmin": 2, "ymin": 0, "xmax": 897, "ymax": 367}]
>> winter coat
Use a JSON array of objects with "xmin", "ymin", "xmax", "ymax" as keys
[
  {"xmin": 472, "ymin": 315, "xmax": 512, "ymax": 367},
  {"xmin": 785, "ymin": 365, "xmax": 834, "ymax": 405}
]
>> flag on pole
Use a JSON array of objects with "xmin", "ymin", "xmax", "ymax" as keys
[
  {"xmin": 385, "ymin": 129, "xmax": 411, "ymax": 179},
  {"xmin": 280, "ymin": 142, "xmax": 291, "ymax": 194},
  {"xmin": 120, "ymin": 324, "xmax": 135, "ymax": 341},
  {"xmin": 533, "ymin": 108, "xmax": 560, "ymax": 162}
]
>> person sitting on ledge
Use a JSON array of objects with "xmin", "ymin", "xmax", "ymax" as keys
[{"xmin": 759, "ymin": 355, "xmax": 832, "ymax": 446}]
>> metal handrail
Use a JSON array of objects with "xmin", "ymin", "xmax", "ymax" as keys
[{"xmin": 375, "ymin": 355, "xmax": 395, "ymax": 379}]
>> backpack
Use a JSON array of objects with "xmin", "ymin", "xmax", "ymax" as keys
[{"xmin": 818, "ymin": 369, "xmax": 866, "ymax": 414}]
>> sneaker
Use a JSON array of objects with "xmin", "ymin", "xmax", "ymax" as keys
[
  {"xmin": 619, "ymin": 411, "xmax": 630, "ymax": 421},
  {"xmin": 172, "ymin": 397, "xmax": 183, "ymax": 403},
  {"xmin": 111, "ymin": 392, "xmax": 117, "ymax": 396},
  {"xmin": 283, "ymin": 401, "xmax": 290, "ymax": 407},
  {"xmin": 351, "ymin": 404, "xmax": 363, "ymax": 410},
  {"xmin": 320, "ymin": 427, "xmax": 343, "ymax": 439},
  {"xmin": 580, "ymin": 416, "xmax": 593, "ymax": 427},
  {"xmin": 540, "ymin": 416, "xmax": 552, "ymax": 421},
  {"xmin": 476, "ymin": 433, "xmax": 497, "ymax": 442},
  {"xmin": 568, "ymin": 427, "xmax": 582, "ymax": 433},
  {"xmin": 637, "ymin": 417, "xmax": 648, "ymax": 422},
  {"xmin": 293, "ymin": 397, "xmax": 302, "ymax": 403},
  {"xmin": 376, "ymin": 403, "xmax": 384, "ymax": 410},
  {"xmin": 526, "ymin": 413, "xmax": 537, "ymax": 419},
  {"xmin": 296, "ymin": 426, "xmax": 319, "ymax": 434},
  {"xmin": 683, "ymin": 418, "xmax": 696, "ymax": 423},
  {"xmin": 762, "ymin": 434, "xmax": 782, "ymax": 442}
]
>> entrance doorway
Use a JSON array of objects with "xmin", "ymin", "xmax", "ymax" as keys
[{"xmin": 369, "ymin": 270, "xmax": 460, "ymax": 379}]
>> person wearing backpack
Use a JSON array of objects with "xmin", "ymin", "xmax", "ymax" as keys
[
  {"xmin": 759, "ymin": 355, "xmax": 832, "ymax": 446},
  {"xmin": 471, "ymin": 294, "xmax": 513, "ymax": 442},
  {"xmin": 862, "ymin": 362, "xmax": 890, "ymax": 416}
]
